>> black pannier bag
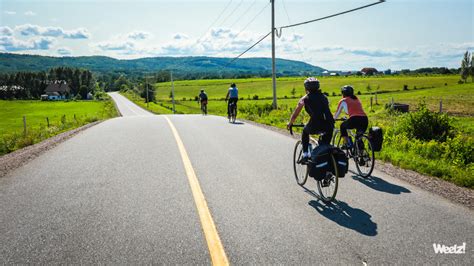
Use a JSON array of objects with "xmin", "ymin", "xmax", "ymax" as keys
[
  {"xmin": 309, "ymin": 144, "xmax": 332, "ymax": 181},
  {"xmin": 368, "ymin": 126, "xmax": 383, "ymax": 152},
  {"xmin": 331, "ymin": 147, "xmax": 348, "ymax": 177}
]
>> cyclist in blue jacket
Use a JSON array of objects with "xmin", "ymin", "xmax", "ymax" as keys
[{"xmin": 225, "ymin": 83, "xmax": 239, "ymax": 119}]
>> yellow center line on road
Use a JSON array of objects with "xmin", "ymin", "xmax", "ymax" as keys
[{"xmin": 164, "ymin": 116, "xmax": 229, "ymax": 266}]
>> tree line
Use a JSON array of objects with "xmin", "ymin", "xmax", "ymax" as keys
[{"xmin": 0, "ymin": 67, "xmax": 95, "ymax": 100}]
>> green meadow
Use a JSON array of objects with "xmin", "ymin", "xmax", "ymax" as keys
[{"xmin": 0, "ymin": 99, "xmax": 118, "ymax": 155}]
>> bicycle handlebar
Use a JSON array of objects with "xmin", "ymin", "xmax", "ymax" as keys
[{"xmin": 288, "ymin": 124, "xmax": 304, "ymax": 135}]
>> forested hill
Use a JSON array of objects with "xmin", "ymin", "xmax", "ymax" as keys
[{"xmin": 0, "ymin": 53, "xmax": 325, "ymax": 78}]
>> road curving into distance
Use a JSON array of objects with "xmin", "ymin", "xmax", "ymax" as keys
[{"xmin": 0, "ymin": 93, "xmax": 472, "ymax": 264}]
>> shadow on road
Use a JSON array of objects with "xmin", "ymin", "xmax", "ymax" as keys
[
  {"xmin": 308, "ymin": 199, "xmax": 378, "ymax": 236},
  {"xmin": 351, "ymin": 174, "xmax": 411, "ymax": 195},
  {"xmin": 229, "ymin": 121, "xmax": 245, "ymax": 125}
]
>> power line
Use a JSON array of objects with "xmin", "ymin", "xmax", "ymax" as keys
[
  {"xmin": 197, "ymin": 0, "xmax": 234, "ymax": 43},
  {"xmin": 281, "ymin": 0, "xmax": 305, "ymax": 63},
  {"xmin": 228, "ymin": 0, "xmax": 258, "ymax": 29},
  {"xmin": 225, "ymin": 31, "xmax": 272, "ymax": 66},
  {"xmin": 235, "ymin": 2, "xmax": 270, "ymax": 38},
  {"xmin": 167, "ymin": 0, "xmax": 234, "ymax": 72},
  {"xmin": 219, "ymin": 0, "xmax": 244, "ymax": 27},
  {"xmin": 225, "ymin": 0, "xmax": 385, "ymax": 67},
  {"xmin": 279, "ymin": 0, "xmax": 385, "ymax": 30}
]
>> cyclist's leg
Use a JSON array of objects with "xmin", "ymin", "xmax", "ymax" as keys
[
  {"xmin": 320, "ymin": 126, "xmax": 333, "ymax": 145},
  {"xmin": 340, "ymin": 119, "xmax": 351, "ymax": 145}
]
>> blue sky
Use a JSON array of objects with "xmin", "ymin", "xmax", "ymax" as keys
[{"xmin": 0, "ymin": 0, "xmax": 473, "ymax": 70}]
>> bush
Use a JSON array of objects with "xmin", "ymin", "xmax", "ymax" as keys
[
  {"xmin": 395, "ymin": 102, "xmax": 453, "ymax": 142},
  {"xmin": 252, "ymin": 95, "xmax": 259, "ymax": 100},
  {"xmin": 403, "ymin": 85, "xmax": 408, "ymax": 90},
  {"xmin": 357, "ymin": 91, "xmax": 361, "ymax": 95}
]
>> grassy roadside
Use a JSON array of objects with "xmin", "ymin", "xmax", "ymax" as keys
[{"xmin": 0, "ymin": 98, "xmax": 118, "ymax": 155}]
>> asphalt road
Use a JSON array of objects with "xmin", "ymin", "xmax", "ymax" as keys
[{"xmin": 0, "ymin": 94, "xmax": 472, "ymax": 264}]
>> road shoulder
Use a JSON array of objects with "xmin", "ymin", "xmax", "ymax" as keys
[{"xmin": 239, "ymin": 117, "xmax": 474, "ymax": 210}]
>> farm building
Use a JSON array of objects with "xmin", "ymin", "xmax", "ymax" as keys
[
  {"xmin": 361, "ymin": 67, "xmax": 379, "ymax": 76},
  {"xmin": 44, "ymin": 81, "xmax": 70, "ymax": 100}
]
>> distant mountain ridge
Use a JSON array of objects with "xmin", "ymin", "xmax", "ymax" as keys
[{"xmin": 0, "ymin": 53, "xmax": 326, "ymax": 78}]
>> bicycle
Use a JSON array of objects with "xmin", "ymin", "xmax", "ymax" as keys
[
  {"xmin": 332, "ymin": 118, "xmax": 375, "ymax": 178},
  {"xmin": 289, "ymin": 124, "xmax": 339, "ymax": 202},
  {"xmin": 200, "ymin": 100, "xmax": 208, "ymax": 115},
  {"xmin": 228, "ymin": 101, "xmax": 237, "ymax": 123}
]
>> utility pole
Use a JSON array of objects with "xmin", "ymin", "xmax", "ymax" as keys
[
  {"xmin": 271, "ymin": 0, "xmax": 277, "ymax": 109},
  {"xmin": 171, "ymin": 71, "xmax": 176, "ymax": 114}
]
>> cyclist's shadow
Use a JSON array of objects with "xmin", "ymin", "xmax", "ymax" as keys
[
  {"xmin": 307, "ymin": 198, "xmax": 378, "ymax": 236},
  {"xmin": 351, "ymin": 174, "xmax": 411, "ymax": 195}
]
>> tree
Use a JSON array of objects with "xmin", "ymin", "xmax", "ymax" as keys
[
  {"xmin": 460, "ymin": 50, "xmax": 471, "ymax": 82},
  {"xmin": 471, "ymin": 53, "xmax": 474, "ymax": 82},
  {"xmin": 141, "ymin": 83, "xmax": 155, "ymax": 102}
]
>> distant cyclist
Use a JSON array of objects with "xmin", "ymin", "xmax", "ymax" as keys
[
  {"xmin": 225, "ymin": 83, "xmax": 238, "ymax": 119},
  {"xmin": 334, "ymin": 85, "xmax": 368, "ymax": 148},
  {"xmin": 199, "ymin": 89, "xmax": 208, "ymax": 115},
  {"xmin": 287, "ymin": 77, "xmax": 335, "ymax": 162}
]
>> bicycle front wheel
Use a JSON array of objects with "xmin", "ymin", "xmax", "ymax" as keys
[
  {"xmin": 354, "ymin": 135, "xmax": 375, "ymax": 178},
  {"xmin": 293, "ymin": 140, "xmax": 308, "ymax": 186},
  {"xmin": 317, "ymin": 153, "xmax": 339, "ymax": 202}
]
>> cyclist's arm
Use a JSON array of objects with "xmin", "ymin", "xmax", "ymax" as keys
[
  {"xmin": 288, "ymin": 96, "xmax": 306, "ymax": 125},
  {"xmin": 334, "ymin": 100, "xmax": 348, "ymax": 119}
]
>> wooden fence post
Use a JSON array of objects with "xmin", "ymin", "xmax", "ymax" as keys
[
  {"xmin": 46, "ymin": 117, "xmax": 50, "ymax": 127},
  {"xmin": 439, "ymin": 99, "xmax": 443, "ymax": 113},
  {"xmin": 370, "ymin": 97, "xmax": 373, "ymax": 111},
  {"xmin": 23, "ymin": 116, "xmax": 27, "ymax": 136},
  {"xmin": 375, "ymin": 92, "xmax": 378, "ymax": 105}
]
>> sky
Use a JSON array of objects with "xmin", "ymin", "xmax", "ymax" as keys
[{"xmin": 0, "ymin": 0, "xmax": 473, "ymax": 70}]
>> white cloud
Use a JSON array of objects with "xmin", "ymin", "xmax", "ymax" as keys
[
  {"xmin": 15, "ymin": 24, "xmax": 90, "ymax": 39},
  {"xmin": 0, "ymin": 36, "xmax": 55, "ymax": 51},
  {"xmin": 301, "ymin": 43, "xmax": 474, "ymax": 70},
  {"xmin": 173, "ymin": 33, "xmax": 189, "ymax": 40},
  {"xmin": 57, "ymin": 47, "xmax": 72, "ymax": 55},
  {"xmin": 127, "ymin": 31, "xmax": 150, "ymax": 40},
  {"xmin": 4, "ymin": 11, "xmax": 16, "ymax": 15},
  {"xmin": 0, "ymin": 27, "xmax": 14, "ymax": 36},
  {"xmin": 24, "ymin": 11, "xmax": 36, "ymax": 16}
]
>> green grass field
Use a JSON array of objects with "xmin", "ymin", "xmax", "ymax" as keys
[
  {"xmin": 154, "ymin": 75, "xmax": 461, "ymax": 101},
  {"xmin": 123, "ymin": 75, "xmax": 474, "ymax": 188},
  {"xmin": 0, "ymin": 99, "xmax": 118, "ymax": 155}
]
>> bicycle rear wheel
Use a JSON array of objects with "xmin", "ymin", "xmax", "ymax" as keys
[
  {"xmin": 354, "ymin": 135, "xmax": 375, "ymax": 178},
  {"xmin": 231, "ymin": 106, "xmax": 236, "ymax": 123},
  {"xmin": 293, "ymin": 140, "xmax": 308, "ymax": 185},
  {"xmin": 317, "ymin": 153, "xmax": 339, "ymax": 202}
]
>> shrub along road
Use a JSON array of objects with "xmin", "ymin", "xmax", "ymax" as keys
[{"xmin": 0, "ymin": 94, "xmax": 472, "ymax": 264}]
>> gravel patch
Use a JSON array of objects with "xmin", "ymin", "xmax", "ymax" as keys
[
  {"xmin": 240, "ymin": 118, "xmax": 474, "ymax": 210},
  {"xmin": 0, "ymin": 121, "xmax": 102, "ymax": 178}
]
